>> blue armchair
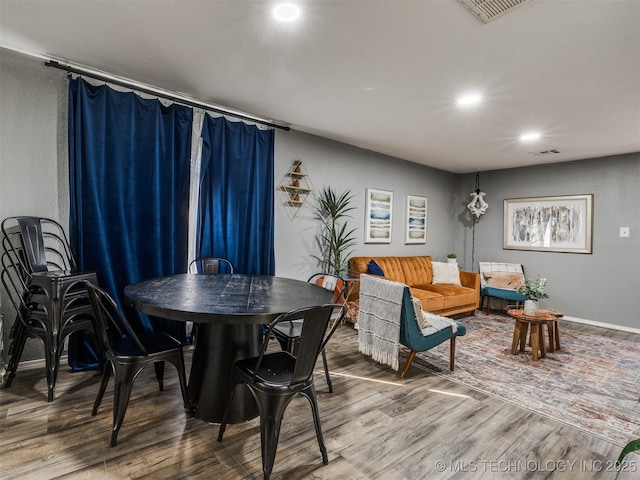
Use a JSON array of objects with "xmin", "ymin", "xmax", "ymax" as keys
[{"xmin": 478, "ymin": 262, "xmax": 527, "ymax": 313}]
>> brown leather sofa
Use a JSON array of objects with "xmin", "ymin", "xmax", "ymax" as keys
[{"xmin": 348, "ymin": 255, "xmax": 479, "ymax": 316}]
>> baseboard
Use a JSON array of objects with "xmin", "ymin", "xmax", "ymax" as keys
[{"xmin": 562, "ymin": 315, "xmax": 640, "ymax": 335}]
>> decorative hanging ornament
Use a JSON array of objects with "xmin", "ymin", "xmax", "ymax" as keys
[{"xmin": 467, "ymin": 171, "xmax": 488, "ymax": 218}]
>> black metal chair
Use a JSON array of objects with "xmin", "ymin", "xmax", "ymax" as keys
[
  {"xmin": 0, "ymin": 216, "xmax": 98, "ymax": 401},
  {"xmin": 186, "ymin": 257, "xmax": 235, "ymax": 344},
  {"xmin": 84, "ymin": 281, "xmax": 191, "ymax": 446},
  {"xmin": 272, "ymin": 273, "xmax": 345, "ymax": 392},
  {"xmin": 188, "ymin": 257, "xmax": 234, "ymax": 274},
  {"xmin": 217, "ymin": 303, "xmax": 345, "ymax": 480}
]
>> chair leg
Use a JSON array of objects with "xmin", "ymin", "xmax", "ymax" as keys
[
  {"xmin": 217, "ymin": 379, "xmax": 239, "ymax": 442},
  {"xmin": 154, "ymin": 361, "xmax": 165, "ymax": 391},
  {"xmin": 449, "ymin": 337, "xmax": 456, "ymax": 371},
  {"xmin": 401, "ymin": 351, "xmax": 416, "ymax": 379},
  {"xmin": 92, "ymin": 363, "xmax": 112, "ymax": 416},
  {"xmin": 320, "ymin": 348, "xmax": 333, "ymax": 393},
  {"xmin": 169, "ymin": 351, "xmax": 192, "ymax": 415},
  {"xmin": 110, "ymin": 364, "xmax": 138, "ymax": 447},
  {"xmin": 301, "ymin": 385, "xmax": 329, "ymax": 465},
  {"xmin": 253, "ymin": 389, "xmax": 292, "ymax": 480},
  {"xmin": 5, "ymin": 320, "xmax": 28, "ymax": 388},
  {"xmin": 44, "ymin": 334, "xmax": 60, "ymax": 402}
]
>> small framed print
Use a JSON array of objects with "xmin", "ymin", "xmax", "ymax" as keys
[
  {"xmin": 405, "ymin": 195, "xmax": 427, "ymax": 244},
  {"xmin": 365, "ymin": 188, "xmax": 393, "ymax": 243}
]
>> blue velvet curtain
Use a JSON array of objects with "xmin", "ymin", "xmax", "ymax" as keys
[
  {"xmin": 198, "ymin": 115, "xmax": 275, "ymax": 275},
  {"xmin": 67, "ymin": 77, "xmax": 192, "ymax": 369}
]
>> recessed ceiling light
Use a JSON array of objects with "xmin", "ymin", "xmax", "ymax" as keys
[
  {"xmin": 520, "ymin": 132, "xmax": 542, "ymax": 142},
  {"xmin": 273, "ymin": 3, "xmax": 301, "ymax": 22},
  {"xmin": 457, "ymin": 93, "xmax": 483, "ymax": 107}
]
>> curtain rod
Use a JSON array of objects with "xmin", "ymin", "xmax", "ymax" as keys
[{"xmin": 45, "ymin": 60, "xmax": 290, "ymax": 131}]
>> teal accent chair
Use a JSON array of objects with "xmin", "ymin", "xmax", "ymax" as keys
[
  {"xmin": 478, "ymin": 262, "xmax": 527, "ymax": 313},
  {"xmin": 399, "ymin": 286, "xmax": 466, "ymax": 378}
]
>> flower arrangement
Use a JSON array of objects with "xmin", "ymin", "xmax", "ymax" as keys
[{"xmin": 516, "ymin": 276, "xmax": 549, "ymax": 301}]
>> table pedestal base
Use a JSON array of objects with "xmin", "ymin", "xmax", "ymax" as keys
[{"xmin": 188, "ymin": 322, "xmax": 262, "ymax": 424}]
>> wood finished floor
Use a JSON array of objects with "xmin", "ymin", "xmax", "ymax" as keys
[{"xmin": 1, "ymin": 315, "xmax": 637, "ymax": 480}]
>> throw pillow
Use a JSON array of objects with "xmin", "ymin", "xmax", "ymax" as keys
[
  {"xmin": 431, "ymin": 261, "xmax": 461, "ymax": 285},
  {"xmin": 366, "ymin": 259, "xmax": 385, "ymax": 276},
  {"xmin": 412, "ymin": 297, "xmax": 431, "ymax": 329},
  {"xmin": 483, "ymin": 272, "xmax": 524, "ymax": 290}
]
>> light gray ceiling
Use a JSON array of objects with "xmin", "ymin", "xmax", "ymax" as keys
[{"xmin": 1, "ymin": 0, "xmax": 639, "ymax": 173}]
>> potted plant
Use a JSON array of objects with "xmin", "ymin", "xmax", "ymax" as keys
[
  {"xmin": 312, "ymin": 186, "xmax": 357, "ymax": 275},
  {"xmin": 516, "ymin": 276, "xmax": 549, "ymax": 315},
  {"xmin": 447, "ymin": 253, "xmax": 457, "ymax": 264},
  {"xmin": 617, "ymin": 398, "xmax": 640, "ymax": 470}
]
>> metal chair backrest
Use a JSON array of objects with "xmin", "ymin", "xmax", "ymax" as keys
[
  {"xmin": 1, "ymin": 216, "xmax": 76, "ymax": 273},
  {"xmin": 188, "ymin": 257, "xmax": 234, "ymax": 274},
  {"xmin": 261, "ymin": 304, "xmax": 344, "ymax": 386},
  {"xmin": 85, "ymin": 281, "xmax": 147, "ymax": 358},
  {"xmin": 307, "ymin": 273, "xmax": 346, "ymax": 304}
]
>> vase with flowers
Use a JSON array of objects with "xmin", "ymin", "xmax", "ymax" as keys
[{"xmin": 516, "ymin": 276, "xmax": 549, "ymax": 316}]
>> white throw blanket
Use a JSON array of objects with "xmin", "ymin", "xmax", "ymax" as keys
[
  {"xmin": 357, "ymin": 274, "xmax": 406, "ymax": 371},
  {"xmin": 420, "ymin": 310, "xmax": 458, "ymax": 336}
]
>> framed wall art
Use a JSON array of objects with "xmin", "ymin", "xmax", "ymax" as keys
[
  {"xmin": 365, "ymin": 188, "xmax": 393, "ymax": 243},
  {"xmin": 503, "ymin": 194, "xmax": 593, "ymax": 253},
  {"xmin": 405, "ymin": 195, "xmax": 427, "ymax": 244}
]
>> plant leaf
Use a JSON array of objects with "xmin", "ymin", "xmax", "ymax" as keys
[{"xmin": 617, "ymin": 438, "xmax": 640, "ymax": 465}]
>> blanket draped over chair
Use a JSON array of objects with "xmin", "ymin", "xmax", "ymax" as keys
[
  {"xmin": 357, "ymin": 274, "xmax": 467, "ymax": 377},
  {"xmin": 357, "ymin": 274, "xmax": 406, "ymax": 371}
]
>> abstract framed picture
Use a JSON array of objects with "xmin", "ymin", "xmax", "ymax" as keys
[
  {"xmin": 365, "ymin": 188, "xmax": 393, "ymax": 243},
  {"xmin": 503, "ymin": 194, "xmax": 593, "ymax": 253},
  {"xmin": 405, "ymin": 195, "xmax": 427, "ymax": 244}
]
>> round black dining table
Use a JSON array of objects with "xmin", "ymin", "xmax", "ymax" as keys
[{"xmin": 123, "ymin": 274, "xmax": 333, "ymax": 424}]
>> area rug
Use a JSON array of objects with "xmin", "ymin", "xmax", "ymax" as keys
[{"xmin": 407, "ymin": 311, "xmax": 640, "ymax": 447}]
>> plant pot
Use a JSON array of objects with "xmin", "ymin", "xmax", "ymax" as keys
[
  {"xmin": 447, "ymin": 258, "xmax": 457, "ymax": 264},
  {"xmin": 524, "ymin": 300, "xmax": 539, "ymax": 316}
]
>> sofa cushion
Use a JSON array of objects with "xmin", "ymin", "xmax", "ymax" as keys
[
  {"xmin": 364, "ymin": 257, "xmax": 406, "ymax": 283},
  {"xmin": 400, "ymin": 256, "xmax": 433, "ymax": 286},
  {"xmin": 410, "ymin": 288, "xmax": 445, "ymax": 313},
  {"xmin": 366, "ymin": 259, "xmax": 385, "ymax": 276},
  {"xmin": 419, "ymin": 284, "xmax": 478, "ymax": 310},
  {"xmin": 431, "ymin": 261, "xmax": 461, "ymax": 285}
]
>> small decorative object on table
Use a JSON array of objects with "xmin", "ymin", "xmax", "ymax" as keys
[
  {"xmin": 516, "ymin": 276, "xmax": 549, "ymax": 316},
  {"xmin": 447, "ymin": 253, "xmax": 457, "ymax": 264}
]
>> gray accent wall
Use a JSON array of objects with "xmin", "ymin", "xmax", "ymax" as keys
[
  {"xmin": 455, "ymin": 155, "xmax": 640, "ymax": 330},
  {"xmin": 274, "ymin": 130, "xmax": 459, "ymax": 279}
]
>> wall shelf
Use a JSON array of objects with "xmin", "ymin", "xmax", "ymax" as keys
[{"xmin": 279, "ymin": 160, "xmax": 313, "ymax": 213}]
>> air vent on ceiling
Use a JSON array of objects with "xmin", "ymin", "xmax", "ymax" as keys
[
  {"xmin": 528, "ymin": 149, "xmax": 560, "ymax": 157},
  {"xmin": 458, "ymin": 0, "xmax": 537, "ymax": 23}
]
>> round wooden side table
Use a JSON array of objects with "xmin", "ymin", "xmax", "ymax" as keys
[{"xmin": 507, "ymin": 308, "xmax": 563, "ymax": 361}]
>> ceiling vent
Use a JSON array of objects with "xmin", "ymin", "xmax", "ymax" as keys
[
  {"xmin": 528, "ymin": 149, "xmax": 560, "ymax": 157},
  {"xmin": 458, "ymin": 0, "xmax": 537, "ymax": 23}
]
